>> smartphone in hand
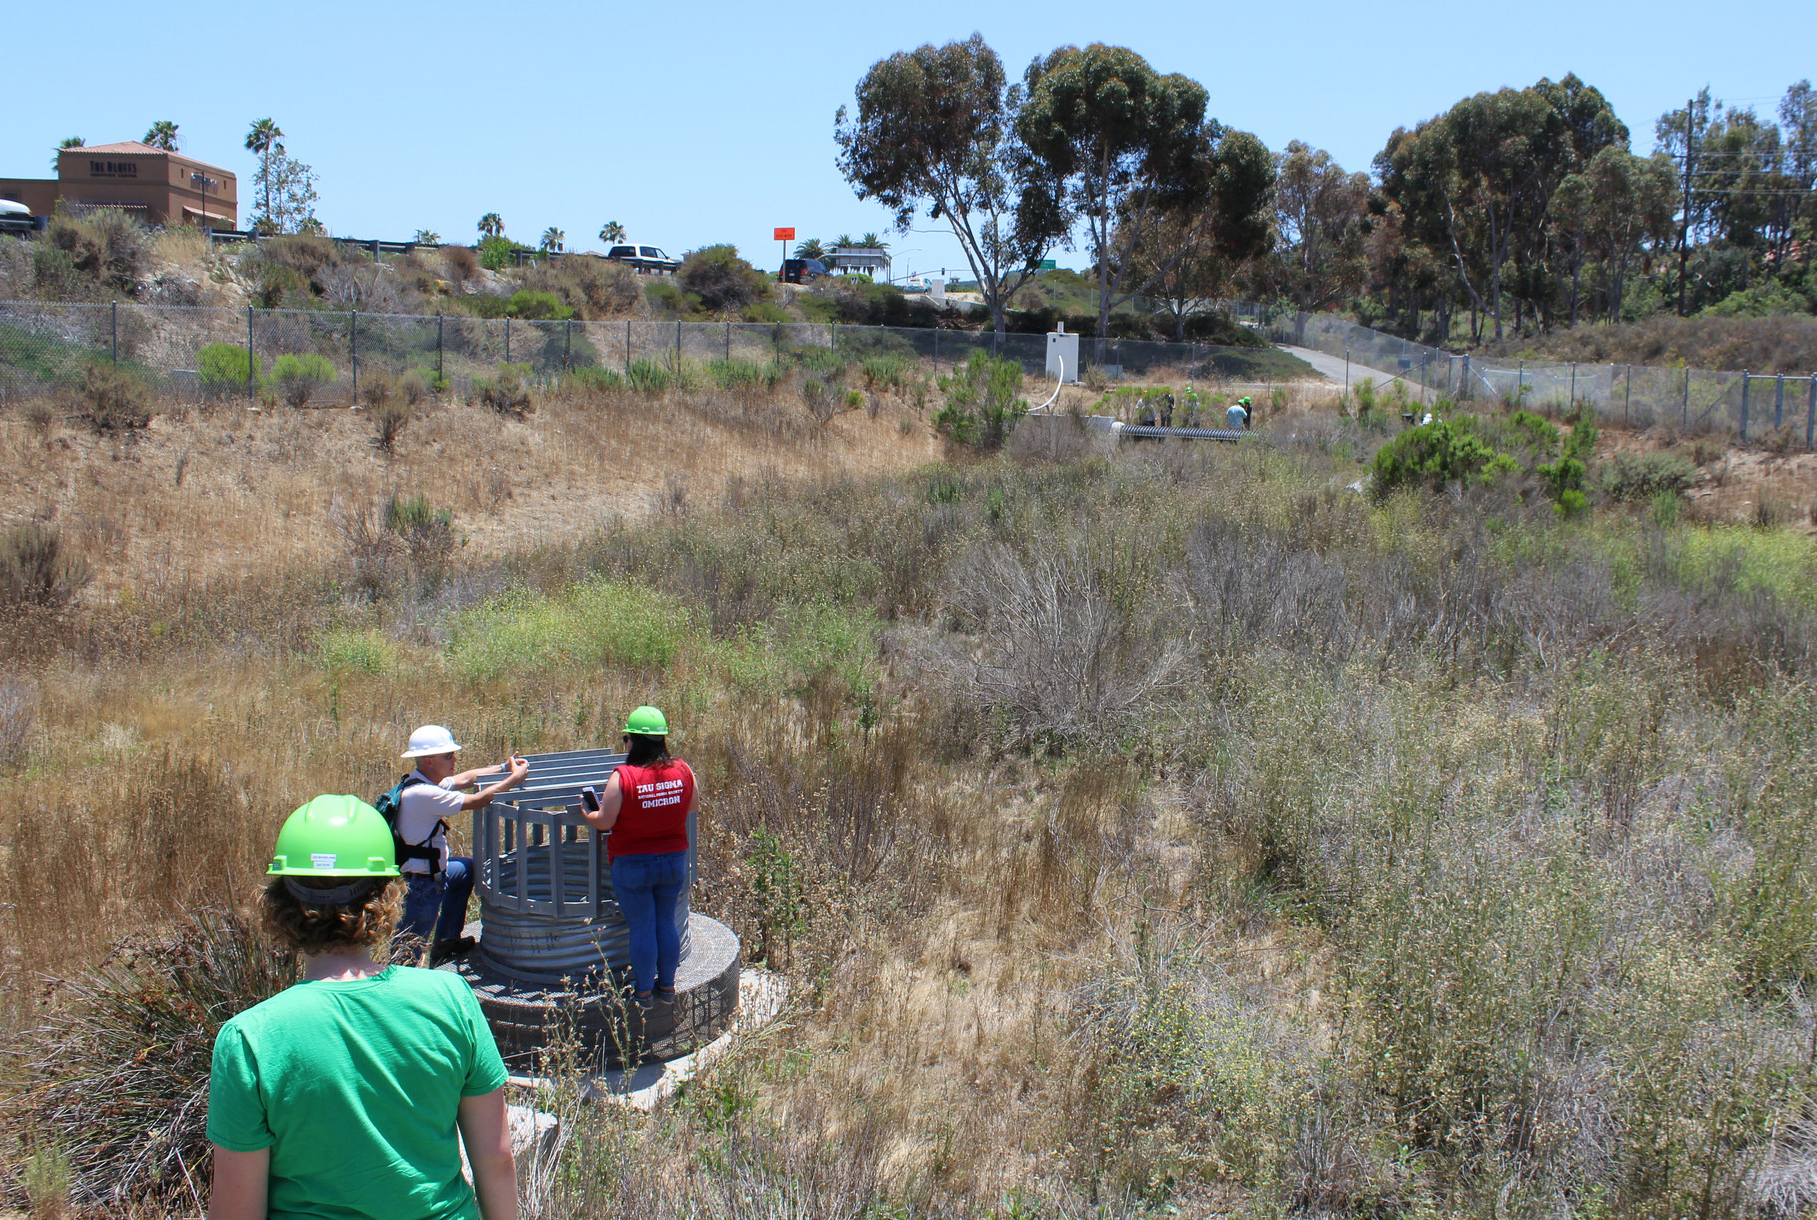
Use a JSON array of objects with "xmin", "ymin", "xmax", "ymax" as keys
[{"xmin": 580, "ymin": 786, "xmax": 600, "ymax": 813}]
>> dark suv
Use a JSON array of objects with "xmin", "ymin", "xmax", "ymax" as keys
[
  {"xmin": 781, "ymin": 258, "xmax": 830, "ymax": 284},
  {"xmin": 606, "ymin": 244, "xmax": 680, "ymax": 274}
]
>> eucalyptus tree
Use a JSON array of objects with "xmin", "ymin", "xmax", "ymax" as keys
[
  {"xmin": 836, "ymin": 34, "xmax": 1067, "ymax": 336},
  {"xmin": 1018, "ymin": 44, "xmax": 1245, "ymax": 348},
  {"xmin": 1126, "ymin": 129, "xmax": 1276, "ymax": 338},
  {"xmin": 1266, "ymin": 142, "xmax": 1373, "ymax": 314}
]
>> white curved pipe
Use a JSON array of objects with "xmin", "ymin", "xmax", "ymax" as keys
[{"xmin": 1031, "ymin": 351, "xmax": 1067, "ymax": 413}]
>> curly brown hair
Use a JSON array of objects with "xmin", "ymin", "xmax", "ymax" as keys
[{"xmin": 259, "ymin": 874, "xmax": 401, "ymax": 955}]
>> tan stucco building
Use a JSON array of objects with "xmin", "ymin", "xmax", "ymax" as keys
[{"xmin": 0, "ymin": 141, "xmax": 237, "ymax": 227}]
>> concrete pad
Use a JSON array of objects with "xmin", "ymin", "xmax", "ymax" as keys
[{"xmin": 506, "ymin": 968, "xmax": 788, "ymax": 1112}]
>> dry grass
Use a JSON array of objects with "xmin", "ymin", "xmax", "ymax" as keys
[
  {"xmin": 0, "ymin": 384, "xmax": 940, "ymax": 598},
  {"xmin": 4, "ymin": 390, "xmax": 1817, "ymax": 1217}
]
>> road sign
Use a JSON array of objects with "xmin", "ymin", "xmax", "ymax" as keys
[
  {"xmin": 774, "ymin": 227, "xmax": 796, "ymax": 241},
  {"xmin": 1037, "ymin": 259, "xmax": 1056, "ymax": 270}
]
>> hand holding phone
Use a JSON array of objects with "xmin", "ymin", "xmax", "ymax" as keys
[{"xmin": 580, "ymin": 786, "xmax": 600, "ymax": 813}]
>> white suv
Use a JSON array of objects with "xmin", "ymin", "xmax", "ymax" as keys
[{"xmin": 605, "ymin": 244, "xmax": 680, "ymax": 274}]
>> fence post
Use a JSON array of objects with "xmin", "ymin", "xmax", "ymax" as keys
[
  {"xmin": 725, "ymin": 320, "xmax": 730, "ymax": 361},
  {"xmin": 1807, "ymin": 374, "xmax": 1815, "ymax": 451},
  {"xmin": 564, "ymin": 318, "xmax": 572, "ymax": 373},
  {"xmin": 1774, "ymin": 374, "xmax": 1784, "ymax": 430},
  {"xmin": 247, "ymin": 305, "xmax": 255, "ymax": 402},
  {"xmin": 1683, "ymin": 367, "xmax": 1690, "ymax": 429},
  {"xmin": 110, "ymin": 301, "xmax": 117, "ymax": 366},
  {"xmin": 437, "ymin": 313, "xmax": 443, "ymax": 386},
  {"xmin": 932, "ymin": 325, "xmax": 938, "ymax": 371},
  {"xmin": 350, "ymin": 310, "xmax": 359, "ymax": 401},
  {"xmin": 1569, "ymin": 362, "xmax": 1575, "ymax": 405},
  {"xmin": 504, "ymin": 317, "xmax": 511, "ymax": 365},
  {"xmin": 675, "ymin": 319, "xmax": 681, "ymax": 371},
  {"xmin": 1740, "ymin": 371, "xmax": 1749, "ymax": 442},
  {"xmin": 1344, "ymin": 349, "xmax": 1349, "ymax": 396},
  {"xmin": 626, "ymin": 320, "xmax": 631, "ymax": 377}
]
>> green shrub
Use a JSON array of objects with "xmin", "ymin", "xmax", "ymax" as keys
[
  {"xmin": 270, "ymin": 353, "xmax": 336, "ymax": 408},
  {"xmin": 793, "ymin": 347, "xmax": 847, "ymax": 379},
  {"xmin": 1600, "ymin": 450, "xmax": 1698, "ymax": 502},
  {"xmin": 196, "ymin": 343, "xmax": 258, "ymax": 397},
  {"xmin": 643, "ymin": 279, "xmax": 687, "ymax": 317},
  {"xmin": 706, "ymin": 358, "xmax": 781, "ymax": 392},
  {"xmin": 1536, "ymin": 415, "xmax": 1598, "ymax": 517},
  {"xmin": 476, "ymin": 362, "xmax": 533, "ymax": 416},
  {"xmin": 569, "ymin": 366, "xmax": 625, "ymax": 393},
  {"xmin": 315, "ymin": 627, "xmax": 395, "ymax": 675},
  {"xmin": 676, "ymin": 244, "xmax": 770, "ymax": 315},
  {"xmin": 0, "ymin": 522, "xmax": 90, "ymax": 610},
  {"xmin": 505, "ymin": 289, "xmax": 572, "ymax": 321},
  {"xmin": 626, "ymin": 359, "xmax": 675, "ymax": 394},
  {"xmin": 859, "ymin": 353, "xmax": 913, "ymax": 391},
  {"xmin": 934, "ymin": 352, "xmax": 1025, "ymax": 450},
  {"xmin": 446, "ymin": 580, "xmax": 697, "ymax": 682},
  {"xmin": 1370, "ymin": 418, "xmax": 1517, "ymax": 498},
  {"xmin": 476, "ymin": 235, "xmax": 517, "ymax": 271}
]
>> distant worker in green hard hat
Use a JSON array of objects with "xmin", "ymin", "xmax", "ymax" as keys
[
  {"xmin": 1226, "ymin": 396, "xmax": 1252, "ymax": 431},
  {"xmin": 206, "ymin": 795, "xmax": 517, "ymax": 1220},
  {"xmin": 577, "ymin": 705, "xmax": 698, "ymax": 1010}
]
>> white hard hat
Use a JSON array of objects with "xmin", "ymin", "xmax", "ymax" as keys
[{"xmin": 401, "ymin": 724, "xmax": 462, "ymax": 758}]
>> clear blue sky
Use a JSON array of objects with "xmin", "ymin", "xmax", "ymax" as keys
[{"xmin": 4, "ymin": 0, "xmax": 1811, "ymax": 280}]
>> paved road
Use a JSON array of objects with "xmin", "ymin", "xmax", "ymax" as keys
[{"xmin": 1278, "ymin": 344, "xmax": 1433, "ymax": 402}]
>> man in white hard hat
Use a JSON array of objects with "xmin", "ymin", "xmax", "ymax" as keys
[{"xmin": 384, "ymin": 725, "xmax": 529, "ymax": 963}]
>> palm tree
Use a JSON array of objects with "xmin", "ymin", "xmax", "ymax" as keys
[
  {"xmin": 52, "ymin": 136, "xmax": 84, "ymax": 171},
  {"xmin": 414, "ymin": 229, "xmax": 441, "ymax": 245},
  {"xmin": 244, "ymin": 118, "xmax": 284, "ymax": 226},
  {"xmin": 858, "ymin": 232, "xmax": 889, "ymax": 251},
  {"xmin": 540, "ymin": 227, "xmax": 565, "ymax": 254},
  {"xmin": 143, "ymin": 120, "xmax": 180, "ymax": 151},
  {"xmin": 831, "ymin": 233, "xmax": 854, "ymax": 251},
  {"xmin": 599, "ymin": 220, "xmax": 626, "ymax": 245},
  {"xmin": 478, "ymin": 213, "xmax": 505, "ymax": 239},
  {"xmin": 793, "ymin": 238, "xmax": 827, "ymax": 261}
]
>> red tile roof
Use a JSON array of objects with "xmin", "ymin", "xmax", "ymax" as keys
[{"xmin": 72, "ymin": 141, "xmax": 165, "ymax": 156}]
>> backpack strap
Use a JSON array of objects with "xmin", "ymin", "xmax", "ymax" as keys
[{"xmin": 389, "ymin": 774, "xmax": 449, "ymax": 876}]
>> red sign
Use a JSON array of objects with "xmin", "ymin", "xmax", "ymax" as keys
[{"xmin": 773, "ymin": 227, "xmax": 795, "ymax": 241}]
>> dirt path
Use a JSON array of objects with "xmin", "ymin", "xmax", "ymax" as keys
[{"xmin": 1278, "ymin": 344, "xmax": 1434, "ymax": 402}]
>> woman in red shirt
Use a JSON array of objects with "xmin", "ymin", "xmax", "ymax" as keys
[{"xmin": 582, "ymin": 705, "xmax": 697, "ymax": 1007}]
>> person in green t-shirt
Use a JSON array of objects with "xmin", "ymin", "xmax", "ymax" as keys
[{"xmin": 206, "ymin": 794, "xmax": 516, "ymax": 1220}]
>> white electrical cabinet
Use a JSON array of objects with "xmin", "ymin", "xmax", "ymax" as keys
[{"xmin": 1046, "ymin": 328, "xmax": 1080, "ymax": 383}]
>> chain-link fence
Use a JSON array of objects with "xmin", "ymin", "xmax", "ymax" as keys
[
  {"xmin": 0, "ymin": 301, "xmax": 1345, "ymax": 410},
  {"xmin": 1243, "ymin": 305, "xmax": 1817, "ymax": 446},
  {"xmin": 4, "ymin": 299, "xmax": 1812, "ymax": 447}
]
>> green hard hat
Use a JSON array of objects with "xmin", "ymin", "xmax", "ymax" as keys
[
  {"xmin": 624, "ymin": 705, "xmax": 669, "ymax": 736},
  {"xmin": 268, "ymin": 794, "xmax": 401, "ymax": 879},
  {"xmin": 1239, "ymin": 396, "xmax": 1251, "ymax": 405}
]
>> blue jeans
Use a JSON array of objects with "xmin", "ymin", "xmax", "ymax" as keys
[
  {"xmin": 611, "ymin": 850, "xmax": 687, "ymax": 994},
  {"xmin": 397, "ymin": 856, "xmax": 473, "ymax": 946}
]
